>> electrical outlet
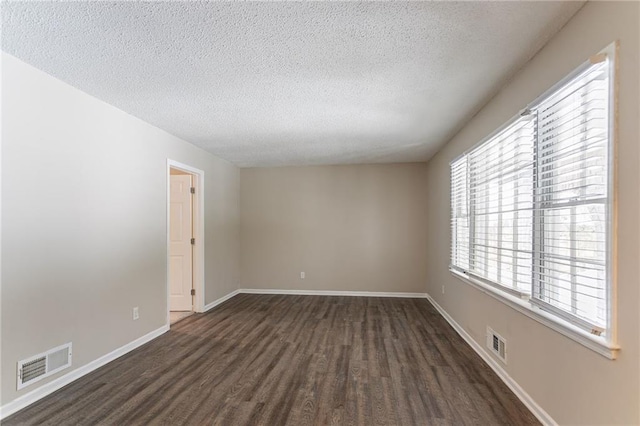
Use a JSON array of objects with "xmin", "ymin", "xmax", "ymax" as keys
[
  {"xmin": 300, "ymin": 271, "xmax": 305, "ymax": 279},
  {"xmin": 442, "ymin": 285, "xmax": 445, "ymax": 294},
  {"xmin": 133, "ymin": 307, "xmax": 139, "ymax": 320}
]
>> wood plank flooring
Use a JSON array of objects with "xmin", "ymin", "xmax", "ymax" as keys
[{"xmin": 4, "ymin": 294, "xmax": 539, "ymax": 425}]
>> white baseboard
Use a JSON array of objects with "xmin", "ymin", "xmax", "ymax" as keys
[
  {"xmin": 425, "ymin": 294, "xmax": 556, "ymax": 426},
  {"xmin": 203, "ymin": 289, "xmax": 240, "ymax": 312},
  {"xmin": 0, "ymin": 324, "xmax": 169, "ymax": 421},
  {"xmin": 238, "ymin": 288, "xmax": 428, "ymax": 298}
]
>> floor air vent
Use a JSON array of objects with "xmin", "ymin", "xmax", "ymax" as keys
[
  {"xmin": 17, "ymin": 343, "xmax": 72, "ymax": 390},
  {"xmin": 486, "ymin": 327, "xmax": 507, "ymax": 364}
]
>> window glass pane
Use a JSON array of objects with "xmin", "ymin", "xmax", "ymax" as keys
[
  {"xmin": 532, "ymin": 60, "xmax": 609, "ymax": 330},
  {"xmin": 451, "ymin": 156, "xmax": 469, "ymax": 271},
  {"xmin": 467, "ymin": 117, "xmax": 535, "ymax": 293}
]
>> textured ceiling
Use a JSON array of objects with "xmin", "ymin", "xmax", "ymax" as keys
[{"xmin": 2, "ymin": 1, "xmax": 583, "ymax": 167}]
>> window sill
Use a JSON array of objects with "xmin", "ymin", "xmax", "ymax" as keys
[{"xmin": 449, "ymin": 269, "xmax": 620, "ymax": 360}]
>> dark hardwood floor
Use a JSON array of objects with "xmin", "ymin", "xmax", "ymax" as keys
[{"xmin": 4, "ymin": 294, "xmax": 539, "ymax": 425}]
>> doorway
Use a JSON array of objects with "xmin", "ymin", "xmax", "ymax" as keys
[{"xmin": 167, "ymin": 160, "xmax": 205, "ymax": 327}]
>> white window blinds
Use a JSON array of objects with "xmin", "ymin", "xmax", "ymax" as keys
[
  {"xmin": 451, "ymin": 156, "xmax": 469, "ymax": 271},
  {"xmin": 451, "ymin": 117, "xmax": 536, "ymax": 294},
  {"xmin": 450, "ymin": 54, "xmax": 612, "ymax": 335},
  {"xmin": 469, "ymin": 117, "xmax": 536, "ymax": 294},
  {"xmin": 531, "ymin": 60, "xmax": 610, "ymax": 332}
]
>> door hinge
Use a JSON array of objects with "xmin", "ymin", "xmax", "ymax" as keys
[
  {"xmin": 190, "ymin": 187, "xmax": 195, "ymax": 194},
  {"xmin": 190, "ymin": 238, "xmax": 195, "ymax": 245},
  {"xmin": 190, "ymin": 289, "xmax": 196, "ymax": 296}
]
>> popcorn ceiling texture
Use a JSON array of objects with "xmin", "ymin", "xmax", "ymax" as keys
[{"xmin": 1, "ymin": 1, "xmax": 583, "ymax": 167}]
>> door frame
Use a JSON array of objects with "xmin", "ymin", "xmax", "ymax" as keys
[{"xmin": 166, "ymin": 159, "xmax": 205, "ymax": 325}]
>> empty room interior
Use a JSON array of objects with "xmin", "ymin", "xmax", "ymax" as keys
[{"xmin": 1, "ymin": 1, "xmax": 639, "ymax": 425}]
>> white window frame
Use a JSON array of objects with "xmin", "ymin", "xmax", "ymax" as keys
[{"xmin": 449, "ymin": 42, "xmax": 619, "ymax": 359}]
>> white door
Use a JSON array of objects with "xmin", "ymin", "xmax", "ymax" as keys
[{"xmin": 169, "ymin": 174, "xmax": 193, "ymax": 311}]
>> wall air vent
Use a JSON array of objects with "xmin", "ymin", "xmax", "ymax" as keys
[
  {"xmin": 17, "ymin": 343, "xmax": 72, "ymax": 390},
  {"xmin": 486, "ymin": 327, "xmax": 507, "ymax": 364}
]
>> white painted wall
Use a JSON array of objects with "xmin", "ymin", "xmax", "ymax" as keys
[
  {"xmin": 1, "ymin": 53, "xmax": 240, "ymax": 406},
  {"xmin": 424, "ymin": 2, "xmax": 639, "ymax": 424}
]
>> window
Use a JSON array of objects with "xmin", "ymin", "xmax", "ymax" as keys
[
  {"xmin": 450, "ymin": 47, "xmax": 615, "ymax": 343},
  {"xmin": 531, "ymin": 60, "xmax": 610, "ymax": 334},
  {"xmin": 452, "ymin": 117, "xmax": 535, "ymax": 296}
]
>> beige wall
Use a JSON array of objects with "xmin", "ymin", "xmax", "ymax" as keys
[
  {"xmin": 1, "ymin": 54, "xmax": 240, "ymax": 406},
  {"xmin": 424, "ymin": 2, "xmax": 639, "ymax": 424},
  {"xmin": 240, "ymin": 164, "xmax": 428, "ymax": 293}
]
